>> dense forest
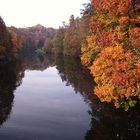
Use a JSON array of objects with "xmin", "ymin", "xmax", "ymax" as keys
[
  {"xmin": 0, "ymin": 0, "xmax": 140, "ymax": 110},
  {"xmin": 9, "ymin": 25, "xmax": 56, "ymax": 56}
]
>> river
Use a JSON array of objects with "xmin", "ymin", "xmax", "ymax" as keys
[{"xmin": 0, "ymin": 54, "xmax": 139, "ymax": 140}]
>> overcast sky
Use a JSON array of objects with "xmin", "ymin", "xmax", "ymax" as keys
[{"xmin": 0, "ymin": 0, "xmax": 88, "ymax": 28}]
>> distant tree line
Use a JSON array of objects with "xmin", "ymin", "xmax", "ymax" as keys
[
  {"xmin": 9, "ymin": 25, "xmax": 56, "ymax": 56},
  {"xmin": 7, "ymin": 2, "xmax": 94, "ymax": 58}
]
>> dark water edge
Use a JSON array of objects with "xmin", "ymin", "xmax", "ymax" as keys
[{"xmin": 0, "ymin": 54, "xmax": 139, "ymax": 140}]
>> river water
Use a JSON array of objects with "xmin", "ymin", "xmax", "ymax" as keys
[{"xmin": 0, "ymin": 55, "xmax": 139, "ymax": 140}]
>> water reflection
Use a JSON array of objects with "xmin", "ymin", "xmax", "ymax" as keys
[
  {"xmin": 53, "ymin": 55, "xmax": 140, "ymax": 140},
  {"xmin": 85, "ymin": 98, "xmax": 140, "ymax": 140},
  {"xmin": 0, "ymin": 54, "xmax": 139, "ymax": 140},
  {"xmin": 0, "ymin": 62, "xmax": 24, "ymax": 126},
  {"xmin": 55, "ymin": 56, "xmax": 94, "ymax": 95},
  {"xmin": 22, "ymin": 55, "xmax": 140, "ymax": 140}
]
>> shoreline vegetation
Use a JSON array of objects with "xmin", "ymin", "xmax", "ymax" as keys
[{"xmin": 0, "ymin": 0, "xmax": 140, "ymax": 110}]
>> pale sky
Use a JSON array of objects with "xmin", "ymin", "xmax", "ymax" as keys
[{"xmin": 0, "ymin": 0, "xmax": 88, "ymax": 28}]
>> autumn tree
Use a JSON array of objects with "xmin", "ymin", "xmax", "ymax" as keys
[
  {"xmin": 0, "ymin": 17, "xmax": 10, "ymax": 55},
  {"xmin": 63, "ymin": 15, "xmax": 84, "ymax": 57},
  {"xmin": 52, "ymin": 27, "xmax": 66, "ymax": 55},
  {"xmin": 8, "ymin": 29, "xmax": 22, "ymax": 54},
  {"xmin": 0, "ymin": 17, "xmax": 22, "ymax": 57},
  {"xmin": 80, "ymin": 2, "xmax": 95, "ymax": 36},
  {"xmin": 44, "ymin": 38, "xmax": 54, "ymax": 53},
  {"xmin": 81, "ymin": 0, "xmax": 140, "ymax": 110}
]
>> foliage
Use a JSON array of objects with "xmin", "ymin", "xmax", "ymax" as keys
[
  {"xmin": 63, "ymin": 15, "xmax": 84, "ymax": 57},
  {"xmin": 9, "ymin": 25, "xmax": 56, "ymax": 55},
  {"xmin": 36, "ymin": 48, "xmax": 45, "ymax": 57},
  {"xmin": 0, "ymin": 17, "xmax": 10, "ymax": 55},
  {"xmin": 52, "ymin": 27, "xmax": 65, "ymax": 54},
  {"xmin": 91, "ymin": 45, "xmax": 140, "ymax": 110},
  {"xmin": 81, "ymin": 36, "xmax": 99, "ymax": 67},
  {"xmin": 8, "ymin": 29, "xmax": 22, "ymax": 54},
  {"xmin": 81, "ymin": 0, "xmax": 140, "ymax": 110},
  {"xmin": 44, "ymin": 38, "xmax": 54, "ymax": 53},
  {"xmin": 0, "ymin": 17, "xmax": 22, "ymax": 57},
  {"xmin": 80, "ymin": 2, "xmax": 95, "ymax": 35}
]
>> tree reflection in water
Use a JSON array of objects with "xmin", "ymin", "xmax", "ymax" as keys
[
  {"xmin": 0, "ymin": 54, "xmax": 139, "ymax": 140},
  {"xmin": 53, "ymin": 55, "xmax": 140, "ymax": 140},
  {"xmin": 44, "ymin": 55, "xmax": 140, "ymax": 140},
  {"xmin": 0, "ymin": 61, "xmax": 24, "ymax": 125},
  {"xmin": 85, "ymin": 98, "xmax": 140, "ymax": 140}
]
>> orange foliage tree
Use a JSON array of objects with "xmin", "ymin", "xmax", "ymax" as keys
[
  {"xmin": 9, "ymin": 30, "xmax": 22, "ymax": 54},
  {"xmin": 81, "ymin": 0, "xmax": 140, "ymax": 110},
  {"xmin": 0, "ymin": 17, "xmax": 10, "ymax": 55}
]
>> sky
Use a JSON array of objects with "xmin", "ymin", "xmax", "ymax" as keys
[{"xmin": 0, "ymin": 0, "xmax": 88, "ymax": 28}]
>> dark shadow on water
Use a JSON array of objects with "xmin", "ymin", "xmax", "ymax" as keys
[
  {"xmin": 85, "ymin": 97, "xmax": 140, "ymax": 140},
  {"xmin": 0, "ymin": 62, "xmax": 24, "ymax": 126}
]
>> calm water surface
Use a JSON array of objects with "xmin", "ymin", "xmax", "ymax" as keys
[{"xmin": 0, "ymin": 55, "xmax": 139, "ymax": 140}]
